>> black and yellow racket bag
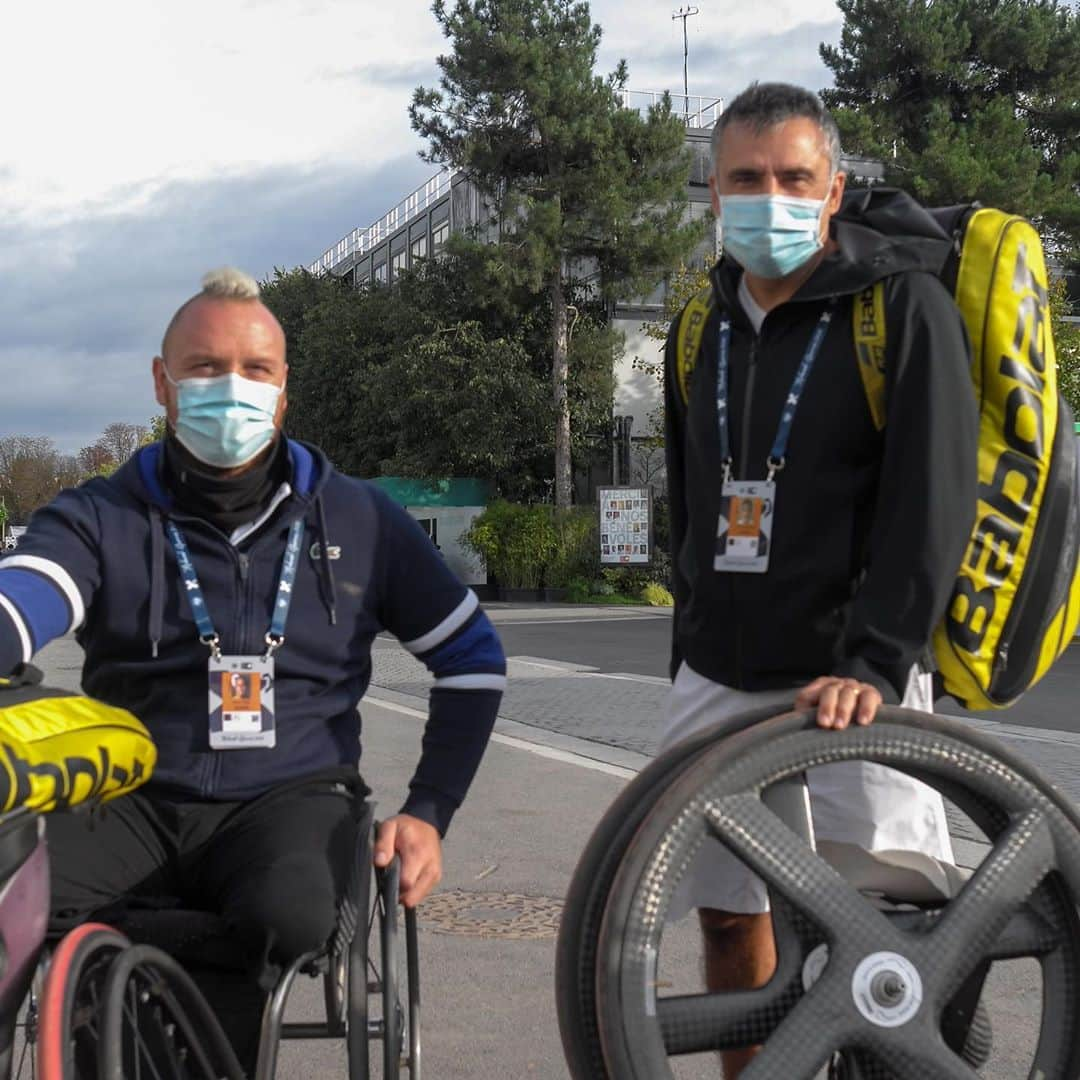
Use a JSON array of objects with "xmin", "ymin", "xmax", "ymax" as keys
[{"xmin": 0, "ymin": 665, "xmax": 156, "ymax": 813}]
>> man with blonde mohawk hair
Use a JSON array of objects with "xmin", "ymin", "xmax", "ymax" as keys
[{"xmin": 0, "ymin": 268, "xmax": 506, "ymax": 1068}]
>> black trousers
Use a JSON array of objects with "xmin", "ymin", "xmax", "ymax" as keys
[{"xmin": 46, "ymin": 767, "xmax": 370, "ymax": 1071}]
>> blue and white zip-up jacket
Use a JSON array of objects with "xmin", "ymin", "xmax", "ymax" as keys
[{"xmin": 0, "ymin": 439, "xmax": 506, "ymax": 834}]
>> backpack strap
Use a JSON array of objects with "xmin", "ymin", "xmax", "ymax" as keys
[
  {"xmin": 853, "ymin": 281, "xmax": 888, "ymax": 431},
  {"xmin": 675, "ymin": 287, "xmax": 714, "ymax": 406}
]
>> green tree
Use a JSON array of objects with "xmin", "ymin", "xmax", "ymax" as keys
[
  {"xmin": 1052, "ymin": 277, "xmax": 1080, "ymax": 417},
  {"xmin": 821, "ymin": 0, "xmax": 1080, "ymax": 256},
  {"xmin": 410, "ymin": 0, "xmax": 702, "ymax": 506},
  {"xmin": 0, "ymin": 436, "xmax": 74, "ymax": 521},
  {"xmin": 260, "ymin": 251, "xmax": 615, "ymax": 499}
]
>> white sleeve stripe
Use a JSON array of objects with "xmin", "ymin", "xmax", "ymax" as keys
[
  {"xmin": 433, "ymin": 673, "xmax": 508, "ymax": 692},
  {"xmin": 0, "ymin": 555, "xmax": 85, "ymax": 633},
  {"xmin": 0, "ymin": 593, "xmax": 33, "ymax": 663},
  {"xmin": 402, "ymin": 590, "xmax": 479, "ymax": 656}
]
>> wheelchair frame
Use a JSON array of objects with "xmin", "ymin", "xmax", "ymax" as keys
[
  {"xmin": 1, "ymin": 801, "xmax": 422, "ymax": 1080},
  {"xmin": 257, "ymin": 804, "xmax": 422, "ymax": 1080}
]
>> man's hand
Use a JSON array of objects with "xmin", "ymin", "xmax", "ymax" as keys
[
  {"xmin": 794, "ymin": 676, "xmax": 883, "ymax": 730},
  {"xmin": 373, "ymin": 814, "xmax": 443, "ymax": 908}
]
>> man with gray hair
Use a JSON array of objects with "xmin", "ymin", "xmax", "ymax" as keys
[
  {"xmin": 661, "ymin": 83, "xmax": 978, "ymax": 1075},
  {"xmin": 0, "ymin": 268, "xmax": 506, "ymax": 1068}
]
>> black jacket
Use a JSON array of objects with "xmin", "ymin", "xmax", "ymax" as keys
[{"xmin": 665, "ymin": 191, "xmax": 979, "ymax": 701}]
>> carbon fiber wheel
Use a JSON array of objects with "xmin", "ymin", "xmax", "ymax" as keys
[
  {"xmin": 594, "ymin": 708, "xmax": 1080, "ymax": 1080},
  {"xmin": 554, "ymin": 703, "xmax": 792, "ymax": 1079}
]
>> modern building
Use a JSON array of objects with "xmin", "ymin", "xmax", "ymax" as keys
[{"xmin": 308, "ymin": 91, "xmax": 887, "ymax": 489}]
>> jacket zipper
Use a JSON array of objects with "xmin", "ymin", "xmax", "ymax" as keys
[
  {"xmin": 203, "ymin": 545, "xmax": 251, "ymax": 798},
  {"xmin": 731, "ymin": 336, "xmax": 759, "ymax": 689}
]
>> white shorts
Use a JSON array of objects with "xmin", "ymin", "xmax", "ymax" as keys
[{"xmin": 660, "ymin": 663, "xmax": 957, "ymax": 918}]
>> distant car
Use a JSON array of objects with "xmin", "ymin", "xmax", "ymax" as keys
[{"xmin": 2, "ymin": 536, "xmax": 16, "ymax": 551}]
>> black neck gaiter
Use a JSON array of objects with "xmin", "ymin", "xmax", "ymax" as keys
[{"xmin": 162, "ymin": 432, "xmax": 290, "ymax": 534}]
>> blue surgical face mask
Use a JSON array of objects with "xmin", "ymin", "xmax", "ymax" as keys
[
  {"xmin": 164, "ymin": 369, "xmax": 283, "ymax": 469},
  {"xmin": 718, "ymin": 193, "xmax": 828, "ymax": 279}
]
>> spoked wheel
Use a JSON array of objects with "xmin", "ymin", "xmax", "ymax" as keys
[
  {"xmin": 96, "ymin": 944, "xmax": 246, "ymax": 1080},
  {"xmin": 37, "ymin": 923, "xmax": 246, "ymax": 1080},
  {"xmin": 37, "ymin": 924, "xmax": 128, "ymax": 1079},
  {"xmin": 372, "ymin": 859, "xmax": 421, "ymax": 1078},
  {"xmin": 592, "ymin": 708, "xmax": 1080, "ymax": 1080},
  {"xmin": 554, "ymin": 703, "xmax": 794, "ymax": 1078}
]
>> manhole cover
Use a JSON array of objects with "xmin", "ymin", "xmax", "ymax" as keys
[{"xmin": 420, "ymin": 890, "xmax": 563, "ymax": 939}]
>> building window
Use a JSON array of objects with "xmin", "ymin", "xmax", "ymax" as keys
[
  {"xmin": 432, "ymin": 220, "xmax": 450, "ymax": 253},
  {"xmin": 410, "ymin": 235, "xmax": 428, "ymax": 261},
  {"xmin": 391, "ymin": 250, "xmax": 407, "ymax": 277},
  {"xmin": 373, "ymin": 263, "xmax": 388, "ymax": 284}
]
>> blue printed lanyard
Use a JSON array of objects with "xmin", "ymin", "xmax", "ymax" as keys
[
  {"xmin": 166, "ymin": 519, "xmax": 306, "ymax": 660},
  {"xmin": 716, "ymin": 303, "xmax": 835, "ymax": 483}
]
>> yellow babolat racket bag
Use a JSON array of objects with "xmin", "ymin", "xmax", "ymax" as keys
[
  {"xmin": 0, "ymin": 664, "xmax": 156, "ymax": 813},
  {"xmin": 846, "ymin": 194, "xmax": 1080, "ymax": 709}
]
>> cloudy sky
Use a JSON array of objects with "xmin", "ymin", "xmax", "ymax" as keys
[{"xmin": 0, "ymin": 0, "xmax": 842, "ymax": 454}]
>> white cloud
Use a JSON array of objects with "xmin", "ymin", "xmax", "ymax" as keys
[
  {"xmin": 0, "ymin": 0, "xmax": 847, "ymax": 446},
  {"xmin": 0, "ymin": 0, "xmax": 444, "ymax": 219}
]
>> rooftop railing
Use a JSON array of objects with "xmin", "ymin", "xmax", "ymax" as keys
[
  {"xmin": 617, "ymin": 89, "xmax": 724, "ymax": 129},
  {"xmin": 308, "ymin": 169, "xmax": 456, "ymax": 275},
  {"xmin": 309, "ymin": 88, "xmax": 724, "ymax": 275}
]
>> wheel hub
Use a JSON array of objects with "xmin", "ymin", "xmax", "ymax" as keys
[{"xmin": 851, "ymin": 951, "xmax": 922, "ymax": 1028}]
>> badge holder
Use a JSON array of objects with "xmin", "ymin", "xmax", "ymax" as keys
[
  {"xmin": 711, "ymin": 305, "xmax": 834, "ymax": 577},
  {"xmin": 167, "ymin": 518, "xmax": 304, "ymax": 752},
  {"xmin": 208, "ymin": 649, "xmax": 277, "ymax": 750},
  {"xmin": 714, "ymin": 476, "xmax": 776, "ymax": 574}
]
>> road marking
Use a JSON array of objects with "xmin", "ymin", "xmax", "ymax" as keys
[
  {"xmin": 365, "ymin": 693, "xmax": 637, "ymax": 779},
  {"xmin": 488, "ymin": 615, "xmax": 668, "ymax": 626},
  {"xmin": 508, "ymin": 657, "xmax": 669, "ymax": 685}
]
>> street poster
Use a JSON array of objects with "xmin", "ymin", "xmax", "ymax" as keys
[{"xmin": 598, "ymin": 486, "xmax": 652, "ymax": 565}]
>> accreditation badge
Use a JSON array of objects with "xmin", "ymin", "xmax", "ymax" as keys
[
  {"xmin": 208, "ymin": 655, "xmax": 276, "ymax": 750},
  {"xmin": 714, "ymin": 479, "xmax": 775, "ymax": 574}
]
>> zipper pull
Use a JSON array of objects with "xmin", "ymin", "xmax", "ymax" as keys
[{"xmin": 238, "ymin": 553, "xmax": 249, "ymax": 582}]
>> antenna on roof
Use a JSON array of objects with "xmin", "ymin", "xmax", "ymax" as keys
[{"xmin": 672, "ymin": 6, "xmax": 700, "ymax": 120}]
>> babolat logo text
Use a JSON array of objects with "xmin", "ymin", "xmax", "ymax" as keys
[
  {"xmin": 0, "ymin": 741, "xmax": 146, "ymax": 812},
  {"xmin": 948, "ymin": 240, "xmax": 1050, "ymax": 654},
  {"xmin": 682, "ymin": 307, "xmax": 705, "ymax": 383}
]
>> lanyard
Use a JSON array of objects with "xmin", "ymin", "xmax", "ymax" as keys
[
  {"xmin": 716, "ymin": 303, "xmax": 835, "ymax": 482},
  {"xmin": 166, "ymin": 518, "xmax": 306, "ymax": 660}
]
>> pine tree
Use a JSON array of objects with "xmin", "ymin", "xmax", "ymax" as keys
[
  {"xmin": 821, "ymin": 0, "xmax": 1080, "ymax": 257},
  {"xmin": 410, "ymin": 0, "xmax": 702, "ymax": 507}
]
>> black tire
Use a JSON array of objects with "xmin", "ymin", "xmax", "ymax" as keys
[
  {"xmin": 404, "ymin": 906, "xmax": 421, "ymax": 1079},
  {"xmin": 96, "ymin": 943, "xmax": 246, "ymax": 1080},
  {"xmin": 345, "ymin": 843, "xmax": 372, "ymax": 1080},
  {"xmin": 377, "ymin": 860, "xmax": 402, "ymax": 1080},
  {"xmin": 554, "ymin": 702, "xmax": 794, "ymax": 1078},
  {"xmin": 37, "ymin": 923, "xmax": 128, "ymax": 1079},
  {"xmin": 594, "ymin": 709, "xmax": 1080, "ymax": 1079}
]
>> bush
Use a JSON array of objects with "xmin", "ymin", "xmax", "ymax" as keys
[
  {"xmin": 600, "ymin": 566, "xmax": 653, "ymax": 595},
  {"xmin": 461, "ymin": 500, "xmax": 557, "ymax": 589},
  {"xmin": 545, "ymin": 508, "xmax": 599, "ymax": 588},
  {"xmin": 641, "ymin": 582, "xmax": 674, "ymax": 607},
  {"xmin": 563, "ymin": 576, "xmax": 593, "ymax": 603}
]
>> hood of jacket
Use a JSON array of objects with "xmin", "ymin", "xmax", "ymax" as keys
[{"xmin": 118, "ymin": 437, "xmax": 329, "ymax": 514}]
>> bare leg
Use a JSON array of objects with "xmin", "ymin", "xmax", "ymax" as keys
[{"xmin": 699, "ymin": 908, "xmax": 777, "ymax": 1079}]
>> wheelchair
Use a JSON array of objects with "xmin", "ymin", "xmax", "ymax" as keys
[
  {"xmin": 557, "ymin": 706, "xmax": 1080, "ymax": 1079},
  {"xmin": 1, "ymin": 801, "xmax": 421, "ymax": 1080}
]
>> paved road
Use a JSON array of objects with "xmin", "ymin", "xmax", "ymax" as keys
[{"xmin": 484, "ymin": 603, "xmax": 1080, "ymax": 735}]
